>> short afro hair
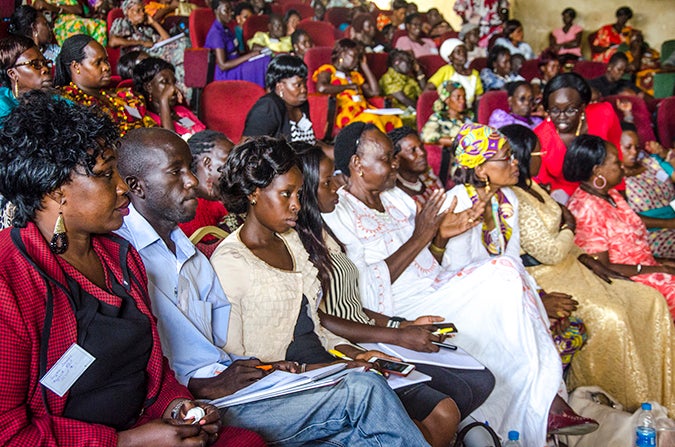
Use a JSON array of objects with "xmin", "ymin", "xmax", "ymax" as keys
[{"xmin": 0, "ymin": 91, "xmax": 118, "ymax": 226}]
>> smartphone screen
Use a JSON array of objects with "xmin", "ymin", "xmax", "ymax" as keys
[{"xmin": 371, "ymin": 358, "xmax": 415, "ymax": 376}]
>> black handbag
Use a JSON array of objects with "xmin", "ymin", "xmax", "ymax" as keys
[{"xmin": 453, "ymin": 421, "xmax": 502, "ymax": 447}]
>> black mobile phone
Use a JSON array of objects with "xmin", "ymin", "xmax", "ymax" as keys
[
  {"xmin": 368, "ymin": 357, "xmax": 416, "ymax": 376},
  {"xmin": 433, "ymin": 322, "xmax": 458, "ymax": 333}
]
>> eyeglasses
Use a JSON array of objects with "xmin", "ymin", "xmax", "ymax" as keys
[
  {"xmin": 13, "ymin": 58, "xmax": 53, "ymax": 71},
  {"xmin": 486, "ymin": 153, "xmax": 515, "ymax": 164},
  {"xmin": 548, "ymin": 106, "xmax": 580, "ymax": 118}
]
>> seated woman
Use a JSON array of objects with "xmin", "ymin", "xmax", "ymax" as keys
[
  {"xmin": 210, "ymin": 136, "xmax": 443, "ymax": 447},
  {"xmin": 459, "ymin": 24, "xmax": 486, "ymax": 66},
  {"xmin": 421, "ymin": 81, "xmax": 472, "ymax": 147},
  {"xmin": 427, "ymin": 38, "xmax": 483, "ymax": 110},
  {"xmin": 563, "ymin": 134, "xmax": 675, "ymax": 317},
  {"xmin": 494, "ymin": 19, "xmax": 534, "ymax": 60},
  {"xmin": 243, "ymin": 55, "xmax": 317, "ymax": 144},
  {"xmin": 313, "ymin": 38, "xmax": 402, "ymax": 133},
  {"xmin": 247, "ymin": 15, "xmax": 292, "ymax": 54},
  {"xmin": 9, "ymin": 5, "xmax": 61, "ymax": 63},
  {"xmin": 177, "ymin": 130, "xmax": 232, "ymax": 239},
  {"xmin": 0, "ymin": 91, "xmax": 225, "ymax": 446},
  {"xmin": 621, "ymin": 123, "xmax": 675, "ymax": 259},
  {"xmin": 205, "ymin": 0, "xmax": 270, "ymax": 88},
  {"xmin": 290, "ymin": 29, "xmax": 314, "ymax": 59},
  {"xmin": 55, "ymin": 35, "xmax": 155, "ymax": 135},
  {"xmin": 350, "ymin": 13, "xmax": 383, "ymax": 53},
  {"xmin": 390, "ymin": 126, "xmax": 445, "ymax": 202},
  {"xmin": 534, "ymin": 73, "xmax": 622, "ymax": 204},
  {"xmin": 378, "ymin": 49, "xmax": 425, "ymax": 126},
  {"xmin": 322, "ymin": 121, "xmax": 595, "ymax": 444},
  {"xmin": 488, "ymin": 81, "xmax": 542, "ymax": 130},
  {"xmin": 294, "ymin": 143, "xmax": 496, "ymax": 445},
  {"xmin": 132, "ymin": 57, "xmax": 205, "ymax": 137},
  {"xmin": 549, "ymin": 8, "xmax": 582, "ymax": 64},
  {"xmin": 530, "ymin": 50, "xmax": 560, "ymax": 101},
  {"xmin": 31, "ymin": 0, "xmax": 107, "ymax": 46},
  {"xmin": 480, "ymin": 45, "xmax": 524, "ymax": 92},
  {"xmin": 0, "ymin": 35, "xmax": 53, "ymax": 119},
  {"xmin": 591, "ymin": 6, "xmax": 633, "ymax": 63},
  {"xmin": 109, "ymin": 0, "xmax": 190, "ymax": 94},
  {"xmin": 502, "ymin": 123, "xmax": 675, "ymax": 414},
  {"xmin": 284, "ymin": 9, "xmax": 301, "ymax": 37},
  {"xmin": 394, "ymin": 13, "xmax": 438, "ymax": 58},
  {"xmin": 117, "ymin": 49, "xmax": 149, "ymax": 80}
]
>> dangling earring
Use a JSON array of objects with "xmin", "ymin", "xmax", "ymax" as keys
[
  {"xmin": 279, "ymin": 90, "xmax": 284, "ymax": 99},
  {"xmin": 76, "ymin": 67, "xmax": 81, "ymax": 75},
  {"xmin": 250, "ymin": 199, "xmax": 257, "ymax": 206},
  {"xmin": 358, "ymin": 169, "xmax": 364, "ymax": 177},
  {"xmin": 484, "ymin": 176, "xmax": 491, "ymax": 194},
  {"xmin": 593, "ymin": 174, "xmax": 607, "ymax": 190},
  {"xmin": 50, "ymin": 206, "xmax": 68, "ymax": 254},
  {"xmin": 13, "ymin": 81, "xmax": 19, "ymax": 98},
  {"xmin": 575, "ymin": 112, "xmax": 585, "ymax": 137}
]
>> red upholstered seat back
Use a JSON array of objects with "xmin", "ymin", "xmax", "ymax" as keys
[
  {"xmin": 604, "ymin": 95, "xmax": 656, "ymax": 146},
  {"xmin": 200, "ymin": 81, "xmax": 265, "ymax": 142},
  {"xmin": 189, "ymin": 8, "xmax": 215, "ymax": 48},
  {"xmin": 243, "ymin": 15, "xmax": 270, "ymax": 48},
  {"xmin": 283, "ymin": 3, "xmax": 314, "ymax": 18},
  {"xmin": 573, "ymin": 60, "xmax": 607, "ymax": 79},
  {"xmin": 477, "ymin": 90, "xmax": 508, "ymax": 125},
  {"xmin": 657, "ymin": 96, "xmax": 675, "ymax": 147},
  {"xmin": 304, "ymin": 46, "xmax": 333, "ymax": 93},
  {"xmin": 366, "ymin": 52, "xmax": 389, "ymax": 81},
  {"xmin": 418, "ymin": 54, "xmax": 446, "ymax": 78},
  {"xmin": 296, "ymin": 20, "xmax": 336, "ymax": 48},
  {"xmin": 325, "ymin": 7, "xmax": 350, "ymax": 28}
]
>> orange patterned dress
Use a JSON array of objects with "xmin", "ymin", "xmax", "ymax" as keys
[{"xmin": 312, "ymin": 64, "xmax": 401, "ymax": 133}]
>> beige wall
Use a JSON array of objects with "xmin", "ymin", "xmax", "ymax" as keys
[{"xmin": 372, "ymin": 0, "xmax": 675, "ymax": 58}]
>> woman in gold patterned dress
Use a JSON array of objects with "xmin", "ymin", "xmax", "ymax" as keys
[
  {"xmin": 501, "ymin": 124, "xmax": 675, "ymax": 414},
  {"xmin": 31, "ymin": 0, "xmax": 107, "ymax": 46},
  {"xmin": 55, "ymin": 35, "xmax": 155, "ymax": 136}
]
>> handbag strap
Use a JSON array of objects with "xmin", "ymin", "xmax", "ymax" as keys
[{"xmin": 453, "ymin": 421, "xmax": 502, "ymax": 447}]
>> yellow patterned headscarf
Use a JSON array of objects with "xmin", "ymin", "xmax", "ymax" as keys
[{"xmin": 454, "ymin": 123, "xmax": 507, "ymax": 169}]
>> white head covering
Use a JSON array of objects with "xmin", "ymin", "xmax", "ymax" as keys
[{"xmin": 439, "ymin": 38, "xmax": 465, "ymax": 63}]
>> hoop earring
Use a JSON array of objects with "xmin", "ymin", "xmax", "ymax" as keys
[
  {"xmin": 50, "ymin": 207, "xmax": 68, "ymax": 254},
  {"xmin": 575, "ymin": 112, "xmax": 585, "ymax": 137},
  {"xmin": 76, "ymin": 67, "xmax": 80, "ymax": 75},
  {"xmin": 593, "ymin": 174, "xmax": 607, "ymax": 190}
]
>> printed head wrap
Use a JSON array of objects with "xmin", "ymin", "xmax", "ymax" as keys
[
  {"xmin": 454, "ymin": 123, "xmax": 507, "ymax": 169},
  {"xmin": 122, "ymin": 0, "xmax": 142, "ymax": 11},
  {"xmin": 432, "ymin": 81, "xmax": 463, "ymax": 113},
  {"xmin": 376, "ymin": 13, "xmax": 392, "ymax": 32}
]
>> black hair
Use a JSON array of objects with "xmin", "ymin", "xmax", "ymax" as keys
[
  {"xmin": 392, "ymin": 0, "xmax": 408, "ymax": 11},
  {"xmin": 117, "ymin": 50, "xmax": 145, "ymax": 80},
  {"xmin": 132, "ymin": 56, "xmax": 174, "ymax": 99},
  {"xmin": 234, "ymin": 1, "xmax": 253, "ymax": 16},
  {"xmin": 502, "ymin": 19, "xmax": 522, "ymax": 38},
  {"xmin": 620, "ymin": 121, "xmax": 637, "ymax": 133},
  {"xmin": 293, "ymin": 142, "xmax": 333, "ymax": 291},
  {"xmin": 284, "ymin": 8, "xmax": 301, "ymax": 23},
  {"xmin": 387, "ymin": 125, "xmax": 418, "ymax": 155},
  {"xmin": 265, "ymin": 54, "xmax": 307, "ymax": 90},
  {"xmin": 404, "ymin": 12, "xmax": 421, "ymax": 25},
  {"xmin": 542, "ymin": 72, "xmax": 591, "ymax": 111},
  {"xmin": 538, "ymin": 49, "xmax": 558, "ymax": 68},
  {"xmin": 54, "ymin": 34, "xmax": 96, "ymax": 87},
  {"xmin": 351, "ymin": 13, "xmax": 372, "ymax": 33},
  {"xmin": 387, "ymin": 48, "xmax": 412, "ymax": 68},
  {"xmin": 333, "ymin": 122, "xmax": 377, "ymax": 175},
  {"xmin": 608, "ymin": 51, "xmax": 628, "ymax": 66},
  {"xmin": 291, "ymin": 28, "xmax": 310, "ymax": 46},
  {"xmin": 0, "ymin": 91, "xmax": 118, "ymax": 227},
  {"xmin": 562, "ymin": 7, "xmax": 576, "ymax": 19},
  {"xmin": 500, "ymin": 124, "xmax": 539, "ymax": 189},
  {"xmin": 211, "ymin": 0, "xmax": 228, "ymax": 10},
  {"xmin": 117, "ymin": 127, "xmax": 184, "ymax": 182},
  {"xmin": 8, "ymin": 5, "xmax": 39, "ymax": 38},
  {"xmin": 331, "ymin": 38, "xmax": 359, "ymax": 65},
  {"xmin": 616, "ymin": 6, "xmax": 633, "ymax": 20},
  {"xmin": 219, "ymin": 136, "xmax": 299, "ymax": 213},
  {"xmin": 562, "ymin": 134, "xmax": 607, "ymax": 183},
  {"xmin": 487, "ymin": 45, "xmax": 510, "ymax": 70},
  {"xmin": 505, "ymin": 80, "xmax": 529, "ymax": 97},
  {"xmin": 0, "ymin": 35, "xmax": 35, "ymax": 88},
  {"xmin": 187, "ymin": 129, "xmax": 232, "ymax": 171}
]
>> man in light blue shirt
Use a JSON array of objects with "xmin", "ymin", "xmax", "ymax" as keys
[{"xmin": 115, "ymin": 127, "xmax": 430, "ymax": 446}]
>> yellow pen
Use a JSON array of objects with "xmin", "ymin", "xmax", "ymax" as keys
[
  {"xmin": 328, "ymin": 349, "xmax": 353, "ymax": 361},
  {"xmin": 433, "ymin": 328, "xmax": 456, "ymax": 335}
]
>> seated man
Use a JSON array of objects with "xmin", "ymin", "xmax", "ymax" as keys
[
  {"xmin": 588, "ymin": 52, "xmax": 639, "ymax": 98},
  {"xmin": 114, "ymin": 127, "xmax": 430, "ymax": 446}
]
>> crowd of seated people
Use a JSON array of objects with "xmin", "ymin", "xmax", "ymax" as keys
[{"xmin": 0, "ymin": 0, "xmax": 674, "ymax": 446}]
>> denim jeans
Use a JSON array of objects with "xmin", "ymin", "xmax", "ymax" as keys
[{"xmin": 220, "ymin": 372, "xmax": 430, "ymax": 446}]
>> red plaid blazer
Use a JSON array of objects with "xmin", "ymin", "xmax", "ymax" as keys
[{"xmin": 0, "ymin": 223, "xmax": 191, "ymax": 446}]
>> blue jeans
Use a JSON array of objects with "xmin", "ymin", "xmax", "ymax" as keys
[{"xmin": 220, "ymin": 372, "xmax": 430, "ymax": 446}]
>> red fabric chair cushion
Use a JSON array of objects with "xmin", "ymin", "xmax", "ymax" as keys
[
  {"xmin": 603, "ymin": 94, "xmax": 657, "ymax": 145},
  {"xmin": 201, "ymin": 81, "xmax": 265, "ymax": 142},
  {"xmin": 296, "ymin": 20, "xmax": 336, "ymax": 48},
  {"xmin": 417, "ymin": 54, "xmax": 446, "ymax": 78},
  {"xmin": 573, "ymin": 60, "xmax": 607, "ymax": 79},
  {"xmin": 243, "ymin": 15, "xmax": 270, "ymax": 48},
  {"xmin": 365, "ymin": 52, "xmax": 389, "ymax": 81},
  {"xmin": 189, "ymin": 8, "xmax": 215, "ymax": 48},
  {"xmin": 477, "ymin": 90, "xmax": 508, "ymax": 125},
  {"xmin": 304, "ymin": 46, "xmax": 333, "ymax": 94},
  {"xmin": 657, "ymin": 96, "xmax": 675, "ymax": 147},
  {"xmin": 519, "ymin": 59, "xmax": 541, "ymax": 82},
  {"xmin": 184, "ymin": 48, "xmax": 211, "ymax": 88},
  {"xmin": 283, "ymin": 3, "xmax": 314, "ymax": 18},
  {"xmin": 325, "ymin": 7, "xmax": 350, "ymax": 28}
]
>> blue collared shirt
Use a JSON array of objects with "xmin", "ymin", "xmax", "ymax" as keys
[{"xmin": 115, "ymin": 205, "xmax": 235, "ymax": 385}]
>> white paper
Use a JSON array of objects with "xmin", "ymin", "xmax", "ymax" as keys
[
  {"xmin": 150, "ymin": 32, "xmax": 186, "ymax": 51},
  {"xmin": 385, "ymin": 370, "xmax": 432, "ymax": 390},
  {"xmin": 39, "ymin": 343, "xmax": 95, "ymax": 397},
  {"xmin": 361, "ymin": 108, "xmax": 405, "ymax": 116},
  {"xmin": 360, "ymin": 341, "xmax": 485, "ymax": 370}
]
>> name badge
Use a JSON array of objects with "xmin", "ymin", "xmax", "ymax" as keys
[
  {"xmin": 178, "ymin": 117, "xmax": 196, "ymax": 128},
  {"xmin": 124, "ymin": 105, "xmax": 143, "ymax": 119},
  {"xmin": 334, "ymin": 71, "xmax": 346, "ymax": 79},
  {"xmin": 351, "ymin": 95, "xmax": 362, "ymax": 102},
  {"xmin": 39, "ymin": 343, "xmax": 95, "ymax": 397}
]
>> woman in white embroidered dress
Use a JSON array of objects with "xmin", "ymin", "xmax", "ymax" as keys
[{"xmin": 322, "ymin": 122, "xmax": 593, "ymax": 446}]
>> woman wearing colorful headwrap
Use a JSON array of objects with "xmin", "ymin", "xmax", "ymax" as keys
[
  {"xmin": 426, "ymin": 38, "xmax": 483, "ymax": 109},
  {"xmin": 420, "ymin": 81, "xmax": 472, "ymax": 146},
  {"xmin": 323, "ymin": 121, "xmax": 597, "ymax": 446},
  {"xmin": 31, "ymin": 0, "xmax": 107, "ymax": 46}
]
